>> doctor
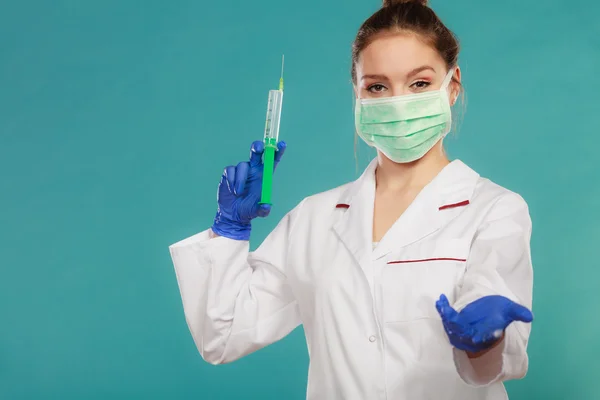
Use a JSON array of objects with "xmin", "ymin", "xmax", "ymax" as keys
[{"xmin": 169, "ymin": 0, "xmax": 534, "ymax": 398}]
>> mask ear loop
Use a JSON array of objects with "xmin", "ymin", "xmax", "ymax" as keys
[
  {"xmin": 439, "ymin": 67, "xmax": 457, "ymax": 144},
  {"xmin": 441, "ymin": 66, "xmax": 459, "ymax": 107},
  {"xmin": 441, "ymin": 66, "xmax": 456, "ymax": 91}
]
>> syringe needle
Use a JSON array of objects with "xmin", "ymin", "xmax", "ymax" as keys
[{"xmin": 279, "ymin": 55, "xmax": 285, "ymax": 91}]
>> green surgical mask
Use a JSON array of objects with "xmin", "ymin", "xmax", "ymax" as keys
[{"xmin": 354, "ymin": 68, "xmax": 455, "ymax": 163}]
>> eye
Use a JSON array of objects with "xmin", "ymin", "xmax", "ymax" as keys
[
  {"xmin": 367, "ymin": 84, "xmax": 387, "ymax": 94},
  {"xmin": 410, "ymin": 80, "xmax": 431, "ymax": 91}
]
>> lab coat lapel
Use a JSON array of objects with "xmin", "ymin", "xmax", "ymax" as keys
[
  {"xmin": 372, "ymin": 160, "xmax": 480, "ymax": 260},
  {"xmin": 332, "ymin": 159, "xmax": 378, "ymax": 272},
  {"xmin": 332, "ymin": 159, "xmax": 480, "ymax": 266},
  {"xmin": 371, "ymin": 187, "xmax": 441, "ymax": 260}
]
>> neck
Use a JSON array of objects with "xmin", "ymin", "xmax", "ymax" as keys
[{"xmin": 375, "ymin": 144, "xmax": 450, "ymax": 193}]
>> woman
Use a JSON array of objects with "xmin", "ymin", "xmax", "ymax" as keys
[{"xmin": 169, "ymin": 0, "xmax": 534, "ymax": 398}]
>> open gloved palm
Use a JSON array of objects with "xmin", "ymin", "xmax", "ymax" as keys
[{"xmin": 435, "ymin": 294, "xmax": 533, "ymax": 353}]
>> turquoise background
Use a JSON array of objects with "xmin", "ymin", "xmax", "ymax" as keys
[{"xmin": 1, "ymin": 0, "xmax": 598, "ymax": 399}]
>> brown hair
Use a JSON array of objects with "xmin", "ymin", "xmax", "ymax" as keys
[{"xmin": 351, "ymin": 0, "xmax": 461, "ymax": 85}]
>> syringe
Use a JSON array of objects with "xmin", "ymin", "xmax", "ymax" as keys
[{"xmin": 259, "ymin": 55, "xmax": 284, "ymax": 205}]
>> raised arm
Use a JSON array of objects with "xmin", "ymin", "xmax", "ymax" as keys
[
  {"xmin": 169, "ymin": 207, "xmax": 302, "ymax": 364},
  {"xmin": 169, "ymin": 140, "xmax": 301, "ymax": 364}
]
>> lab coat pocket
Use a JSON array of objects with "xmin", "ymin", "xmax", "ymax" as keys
[{"xmin": 381, "ymin": 239, "xmax": 469, "ymax": 323}]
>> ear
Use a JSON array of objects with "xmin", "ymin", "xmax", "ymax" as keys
[{"xmin": 450, "ymin": 66, "xmax": 462, "ymax": 106}]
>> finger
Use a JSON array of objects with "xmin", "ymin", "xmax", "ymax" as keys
[
  {"xmin": 435, "ymin": 293, "xmax": 449, "ymax": 314},
  {"xmin": 508, "ymin": 303, "xmax": 534, "ymax": 323},
  {"xmin": 474, "ymin": 328, "xmax": 503, "ymax": 345},
  {"xmin": 273, "ymin": 141, "xmax": 287, "ymax": 170},
  {"xmin": 249, "ymin": 141, "xmax": 265, "ymax": 167},
  {"xmin": 440, "ymin": 320, "xmax": 454, "ymax": 337},
  {"xmin": 436, "ymin": 294, "xmax": 459, "ymax": 321},
  {"xmin": 435, "ymin": 296, "xmax": 449, "ymax": 319},
  {"xmin": 224, "ymin": 166, "xmax": 236, "ymax": 193},
  {"xmin": 256, "ymin": 203, "xmax": 271, "ymax": 218},
  {"xmin": 471, "ymin": 331, "xmax": 486, "ymax": 345},
  {"xmin": 492, "ymin": 329, "xmax": 504, "ymax": 339},
  {"xmin": 447, "ymin": 320, "xmax": 469, "ymax": 338},
  {"xmin": 483, "ymin": 329, "xmax": 504, "ymax": 342},
  {"xmin": 234, "ymin": 162, "xmax": 250, "ymax": 195}
]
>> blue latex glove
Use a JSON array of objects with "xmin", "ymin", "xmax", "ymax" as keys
[
  {"xmin": 435, "ymin": 294, "xmax": 533, "ymax": 353},
  {"xmin": 211, "ymin": 140, "xmax": 286, "ymax": 240}
]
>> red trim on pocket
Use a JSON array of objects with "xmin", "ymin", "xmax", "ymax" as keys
[
  {"xmin": 335, "ymin": 203, "xmax": 350, "ymax": 209},
  {"xmin": 438, "ymin": 200, "xmax": 470, "ymax": 210},
  {"xmin": 387, "ymin": 257, "xmax": 467, "ymax": 265}
]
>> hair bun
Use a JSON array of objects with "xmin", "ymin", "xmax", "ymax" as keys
[{"xmin": 382, "ymin": 0, "xmax": 428, "ymax": 7}]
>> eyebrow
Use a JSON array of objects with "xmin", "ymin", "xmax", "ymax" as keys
[
  {"xmin": 360, "ymin": 65, "xmax": 436, "ymax": 82},
  {"xmin": 407, "ymin": 65, "xmax": 436, "ymax": 78}
]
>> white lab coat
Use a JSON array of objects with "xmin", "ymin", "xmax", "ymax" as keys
[{"xmin": 169, "ymin": 158, "xmax": 533, "ymax": 400}]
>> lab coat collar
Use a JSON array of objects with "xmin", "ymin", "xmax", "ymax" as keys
[{"xmin": 332, "ymin": 158, "xmax": 480, "ymax": 268}]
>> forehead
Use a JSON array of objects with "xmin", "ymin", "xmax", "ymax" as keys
[{"xmin": 357, "ymin": 32, "xmax": 445, "ymax": 75}]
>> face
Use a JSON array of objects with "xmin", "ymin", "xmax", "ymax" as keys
[{"xmin": 354, "ymin": 32, "xmax": 461, "ymax": 103}]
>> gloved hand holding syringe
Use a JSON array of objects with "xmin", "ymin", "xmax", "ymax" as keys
[{"xmin": 211, "ymin": 56, "xmax": 286, "ymax": 240}]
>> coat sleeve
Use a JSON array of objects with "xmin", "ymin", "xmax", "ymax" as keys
[
  {"xmin": 168, "ymin": 201, "xmax": 304, "ymax": 365},
  {"xmin": 452, "ymin": 192, "xmax": 534, "ymax": 386}
]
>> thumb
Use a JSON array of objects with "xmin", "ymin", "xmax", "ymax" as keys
[
  {"xmin": 436, "ymin": 294, "xmax": 459, "ymax": 321},
  {"xmin": 507, "ymin": 303, "xmax": 534, "ymax": 323},
  {"xmin": 256, "ymin": 203, "xmax": 271, "ymax": 218},
  {"xmin": 273, "ymin": 141, "xmax": 287, "ymax": 171}
]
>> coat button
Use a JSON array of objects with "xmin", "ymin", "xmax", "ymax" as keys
[{"xmin": 369, "ymin": 335, "xmax": 376, "ymax": 342}]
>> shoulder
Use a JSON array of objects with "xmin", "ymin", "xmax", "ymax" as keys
[
  {"xmin": 447, "ymin": 159, "xmax": 531, "ymax": 230},
  {"xmin": 305, "ymin": 182, "xmax": 353, "ymax": 207},
  {"xmin": 471, "ymin": 173, "xmax": 531, "ymax": 225},
  {"xmin": 283, "ymin": 180, "xmax": 354, "ymax": 232},
  {"xmin": 289, "ymin": 181, "xmax": 353, "ymax": 217}
]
